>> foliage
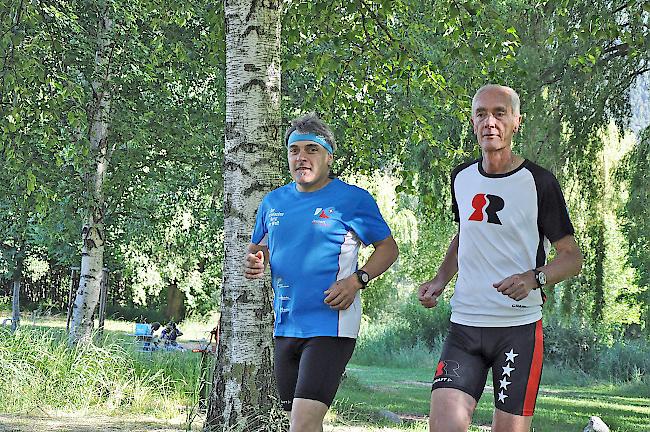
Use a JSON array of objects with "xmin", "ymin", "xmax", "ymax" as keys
[
  {"xmin": 618, "ymin": 128, "xmax": 650, "ymax": 333},
  {"xmin": 284, "ymin": 0, "xmax": 521, "ymax": 209},
  {"xmin": 353, "ymin": 297, "xmax": 450, "ymax": 367}
]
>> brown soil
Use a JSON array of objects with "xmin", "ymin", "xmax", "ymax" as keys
[{"xmin": 0, "ymin": 413, "xmax": 202, "ymax": 432}]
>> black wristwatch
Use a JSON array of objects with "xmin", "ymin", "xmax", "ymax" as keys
[
  {"xmin": 355, "ymin": 270, "xmax": 370, "ymax": 288},
  {"xmin": 533, "ymin": 268, "xmax": 547, "ymax": 290}
]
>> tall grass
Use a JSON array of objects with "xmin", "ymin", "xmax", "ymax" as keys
[{"xmin": 0, "ymin": 326, "xmax": 200, "ymax": 416}]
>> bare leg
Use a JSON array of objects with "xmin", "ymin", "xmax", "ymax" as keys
[
  {"xmin": 491, "ymin": 408, "xmax": 532, "ymax": 432},
  {"xmin": 290, "ymin": 398, "xmax": 328, "ymax": 432},
  {"xmin": 429, "ymin": 388, "xmax": 476, "ymax": 432}
]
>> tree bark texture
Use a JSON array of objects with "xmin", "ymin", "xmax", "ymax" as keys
[
  {"xmin": 205, "ymin": 0, "xmax": 282, "ymax": 430},
  {"xmin": 10, "ymin": 257, "xmax": 22, "ymax": 333},
  {"xmin": 68, "ymin": 3, "xmax": 114, "ymax": 346}
]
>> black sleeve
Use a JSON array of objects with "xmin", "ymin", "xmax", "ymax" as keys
[
  {"xmin": 451, "ymin": 169, "xmax": 460, "ymax": 223},
  {"xmin": 450, "ymin": 160, "xmax": 477, "ymax": 223},
  {"xmin": 532, "ymin": 166, "xmax": 575, "ymax": 243}
]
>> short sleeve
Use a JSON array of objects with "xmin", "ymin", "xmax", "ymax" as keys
[
  {"xmin": 251, "ymin": 199, "xmax": 268, "ymax": 245},
  {"xmin": 537, "ymin": 172, "xmax": 575, "ymax": 243},
  {"xmin": 451, "ymin": 169, "xmax": 460, "ymax": 223},
  {"xmin": 347, "ymin": 190, "xmax": 391, "ymax": 246}
]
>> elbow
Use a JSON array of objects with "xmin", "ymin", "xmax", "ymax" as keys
[
  {"xmin": 574, "ymin": 251, "xmax": 584, "ymax": 277},
  {"xmin": 390, "ymin": 237, "xmax": 399, "ymax": 265}
]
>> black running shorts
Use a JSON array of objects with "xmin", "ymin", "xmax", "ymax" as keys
[
  {"xmin": 431, "ymin": 320, "xmax": 544, "ymax": 416},
  {"xmin": 274, "ymin": 336, "xmax": 356, "ymax": 412}
]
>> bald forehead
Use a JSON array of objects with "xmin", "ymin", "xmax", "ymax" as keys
[
  {"xmin": 472, "ymin": 85, "xmax": 520, "ymax": 115},
  {"xmin": 472, "ymin": 88, "xmax": 513, "ymax": 114}
]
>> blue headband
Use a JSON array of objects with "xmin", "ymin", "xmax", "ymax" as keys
[{"xmin": 287, "ymin": 131, "xmax": 333, "ymax": 154}]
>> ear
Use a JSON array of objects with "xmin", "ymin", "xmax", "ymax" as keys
[
  {"xmin": 513, "ymin": 114, "xmax": 522, "ymax": 133},
  {"xmin": 327, "ymin": 153, "xmax": 333, "ymax": 167}
]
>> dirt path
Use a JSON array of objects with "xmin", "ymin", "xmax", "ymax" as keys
[{"xmin": 0, "ymin": 413, "xmax": 201, "ymax": 432}]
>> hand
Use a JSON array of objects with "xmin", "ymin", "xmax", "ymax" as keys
[
  {"xmin": 418, "ymin": 280, "xmax": 444, "ymax": 308},
  {"xmin": 324, "ymin": 276, "xmax": 361, "ymax": 310},
  {"xmin": 493, "ymin": 271, "xmax": 536, "ymax": 301},
  {"xmin": 244, "ymin": 251, "xmax": 265, "ymax": 279}
]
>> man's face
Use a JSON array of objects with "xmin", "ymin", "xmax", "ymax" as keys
[
  {"xmin": 288, "ymin": 140, "xmax": 333, "ymax": 192},
  {"xmin": 471, "ymin": 87, "xmax": 522, "ymax": 152}
]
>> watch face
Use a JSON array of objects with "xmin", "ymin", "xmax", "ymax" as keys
[
  {"xmin": 360, "ymin": 272, "xmax": 369, "ymax": 283},
  {"xmin": 537, "ymin": 271, "xmax": 547, "ymax": 286}
]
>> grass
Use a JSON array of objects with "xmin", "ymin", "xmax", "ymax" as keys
[
  {"xmin": 331, "ymin": 364, "xmax": 650, "ymax": 432},
  {"xmin": 1, "ymin": 312, "xmax": 648, "ymax": 431},
  {"xmin": 0, "ymin": 324, "xmax": 210, "ymax": 420}
]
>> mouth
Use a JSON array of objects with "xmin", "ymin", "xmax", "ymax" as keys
[{"xmin": 295, "ymin": 167, "xmax": 311, "ymax": 176}]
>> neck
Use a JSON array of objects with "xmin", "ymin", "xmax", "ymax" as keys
[{"xmin": 482, "ymin": 148, "xmax": 519, "ymax": 174}]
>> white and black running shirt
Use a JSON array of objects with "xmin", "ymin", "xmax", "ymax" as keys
[{"xmin": 450, "ymin": 158, "xmax": 575, "ymax": 327}]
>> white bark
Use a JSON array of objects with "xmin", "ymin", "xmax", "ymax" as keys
[
  {"xmin": 205, "ymin": 0, "xmax": 282, "ymax": 430},
  {"xmin": 11, "ymin": 275, "xmax": 20, "ymax": 333},
  {"xmin": 68, "ymin": 3, "xmax": 113, "ymax": 346}
]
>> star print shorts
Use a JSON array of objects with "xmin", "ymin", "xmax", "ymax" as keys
[{"xmin": 431, "ymin": 320, "xmax": 543, "ymax": 416}]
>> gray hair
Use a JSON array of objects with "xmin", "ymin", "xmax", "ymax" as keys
[
  {"xmin": 472, "ymin": 85, "xmax": 521, "ymax": 116},
  {"xmin": 284, "ymin": 112, "xmax": 337, "ymax": 152}
]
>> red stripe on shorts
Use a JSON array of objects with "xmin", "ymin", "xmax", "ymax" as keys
[{"xmin": 523, "ymin": 320, "xmax": 543, "ymax": 416}]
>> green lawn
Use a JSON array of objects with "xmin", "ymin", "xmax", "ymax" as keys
[{"xmin": 331, "ymin": 364, "xmax": 650, "ymax": 432}]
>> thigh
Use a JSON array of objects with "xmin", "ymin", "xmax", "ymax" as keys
[
  {"xmin": 432, "ymin": 323, "xmax": 489, "ymax": 403},
  {"xmin": 489, "ymin": 320, "xmax": 544, "ymax": 416},
  {"xmin": 294, "ymin": 337, "xmax": 356, "ymax": 407},
  {"xmin": 274, "ymin": 337, "xmax": 302, "ymax": 412}
]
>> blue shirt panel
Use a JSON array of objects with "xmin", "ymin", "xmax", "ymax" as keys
[{"xmin": 251, "ymin": 179, "xmax": 390, "ymax": 337}]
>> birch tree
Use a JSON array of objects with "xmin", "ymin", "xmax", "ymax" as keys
[
  {"xmin": 68, "ymin": 2, "xmax": 114, "ymax": 345},
  {"xmin": 204, "ymin": 0, "xmax": 282, "ymax": 429}
]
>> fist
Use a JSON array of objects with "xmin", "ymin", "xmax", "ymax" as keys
[{"xmin": 244, "ymin": 251, "xmax": 265, "ymax": 279}]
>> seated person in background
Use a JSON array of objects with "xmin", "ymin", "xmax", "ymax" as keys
[
  {"xmin": 150, "ymin": 322, "xmax": 161, "ymax": 348},
  {"xmin": 161, "ymin": 321, "xmax": 184, "ymax": 349}
]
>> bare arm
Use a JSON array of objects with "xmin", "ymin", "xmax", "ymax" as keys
[
  {"xmin": 244, "ymin": 243, "xmax": 270, "ymax": 279},
  {"xmin": 418, "ymin": 232, "xmax": 459, "ymax": 308},
  {"xmin": 494, "ymin": 234, "xmax": 583, "ymax": 301},
  {"xmin": 324, "ymin": 235, "xmax": 399, "ymax": 310}
]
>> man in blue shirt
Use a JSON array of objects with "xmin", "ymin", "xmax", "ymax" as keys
[{"xmin": 244, "ymin": 113, "xmax": 398, "ymax": 432}]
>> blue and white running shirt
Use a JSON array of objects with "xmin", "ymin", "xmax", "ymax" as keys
[{"xmin": 251, "ymin": 178, "xmax": 391, "ymax": 338}]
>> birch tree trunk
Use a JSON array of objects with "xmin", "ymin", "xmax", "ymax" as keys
[
  {"xmin": 68, "ymin": 2, "xmax": 114, "ymax": 346},
  {"xmin": 10, "ymin": 256, "xmax": 22, "ymax": 333},
  {"xmin": 205, "ymin": 0, "xmax": 282, "ymax": 429}
]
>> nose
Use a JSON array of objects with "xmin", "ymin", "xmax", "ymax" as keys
[
  {"xmin": 293, "ymin": 148, "xmax": 307, "ymax": 161},
  {"xmin": 483, "ymin": 113, "xmax": 497, "ymax": 127}
]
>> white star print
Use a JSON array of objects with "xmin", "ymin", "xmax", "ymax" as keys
[
  {"xmin": 505, "ymin": 349, "xmax": 519, "ymax": 364},
  {"xmin": 502, "ymin": 363, "xmax": 515, "ymax": 377},
  {"xmin": 499, "ymin": 377, "xmax": 511, "ymax": 390},
  {"xmin": 498, "ymin": 390, "xmax": 508, "ymax": 403}
]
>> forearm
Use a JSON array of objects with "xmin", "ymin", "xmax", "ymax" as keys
[
  {"xmin": 431, "ymin": 233, "xmax": 459, "ymax": 287},
  {"xmin": 359, "ymin": 236, "xmax": 399, "ymax": 280},
  {"xmin": 537, "ymin": 238, "xmax": 583, "ymax": 286}
]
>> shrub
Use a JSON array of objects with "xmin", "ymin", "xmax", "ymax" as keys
[{"xmin": 353, "ymin": 297, "xmax": 450, "ymax": 367}]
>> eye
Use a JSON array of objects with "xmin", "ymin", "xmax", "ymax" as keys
[{"xmin": 308, "ymin": 146, "xmax": 319, "ymax": 153}]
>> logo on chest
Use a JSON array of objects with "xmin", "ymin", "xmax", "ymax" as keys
[
  {"xmin": 312, "ymin": 207, "xmax": 340, "ymax": 226},
  {"xmin": 468, "ymin": 193, "xmax": 504, "ymax": 225},
  {"xmin": 268, "ymin": 208, "xmax": 285, "ymax": 227}
]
